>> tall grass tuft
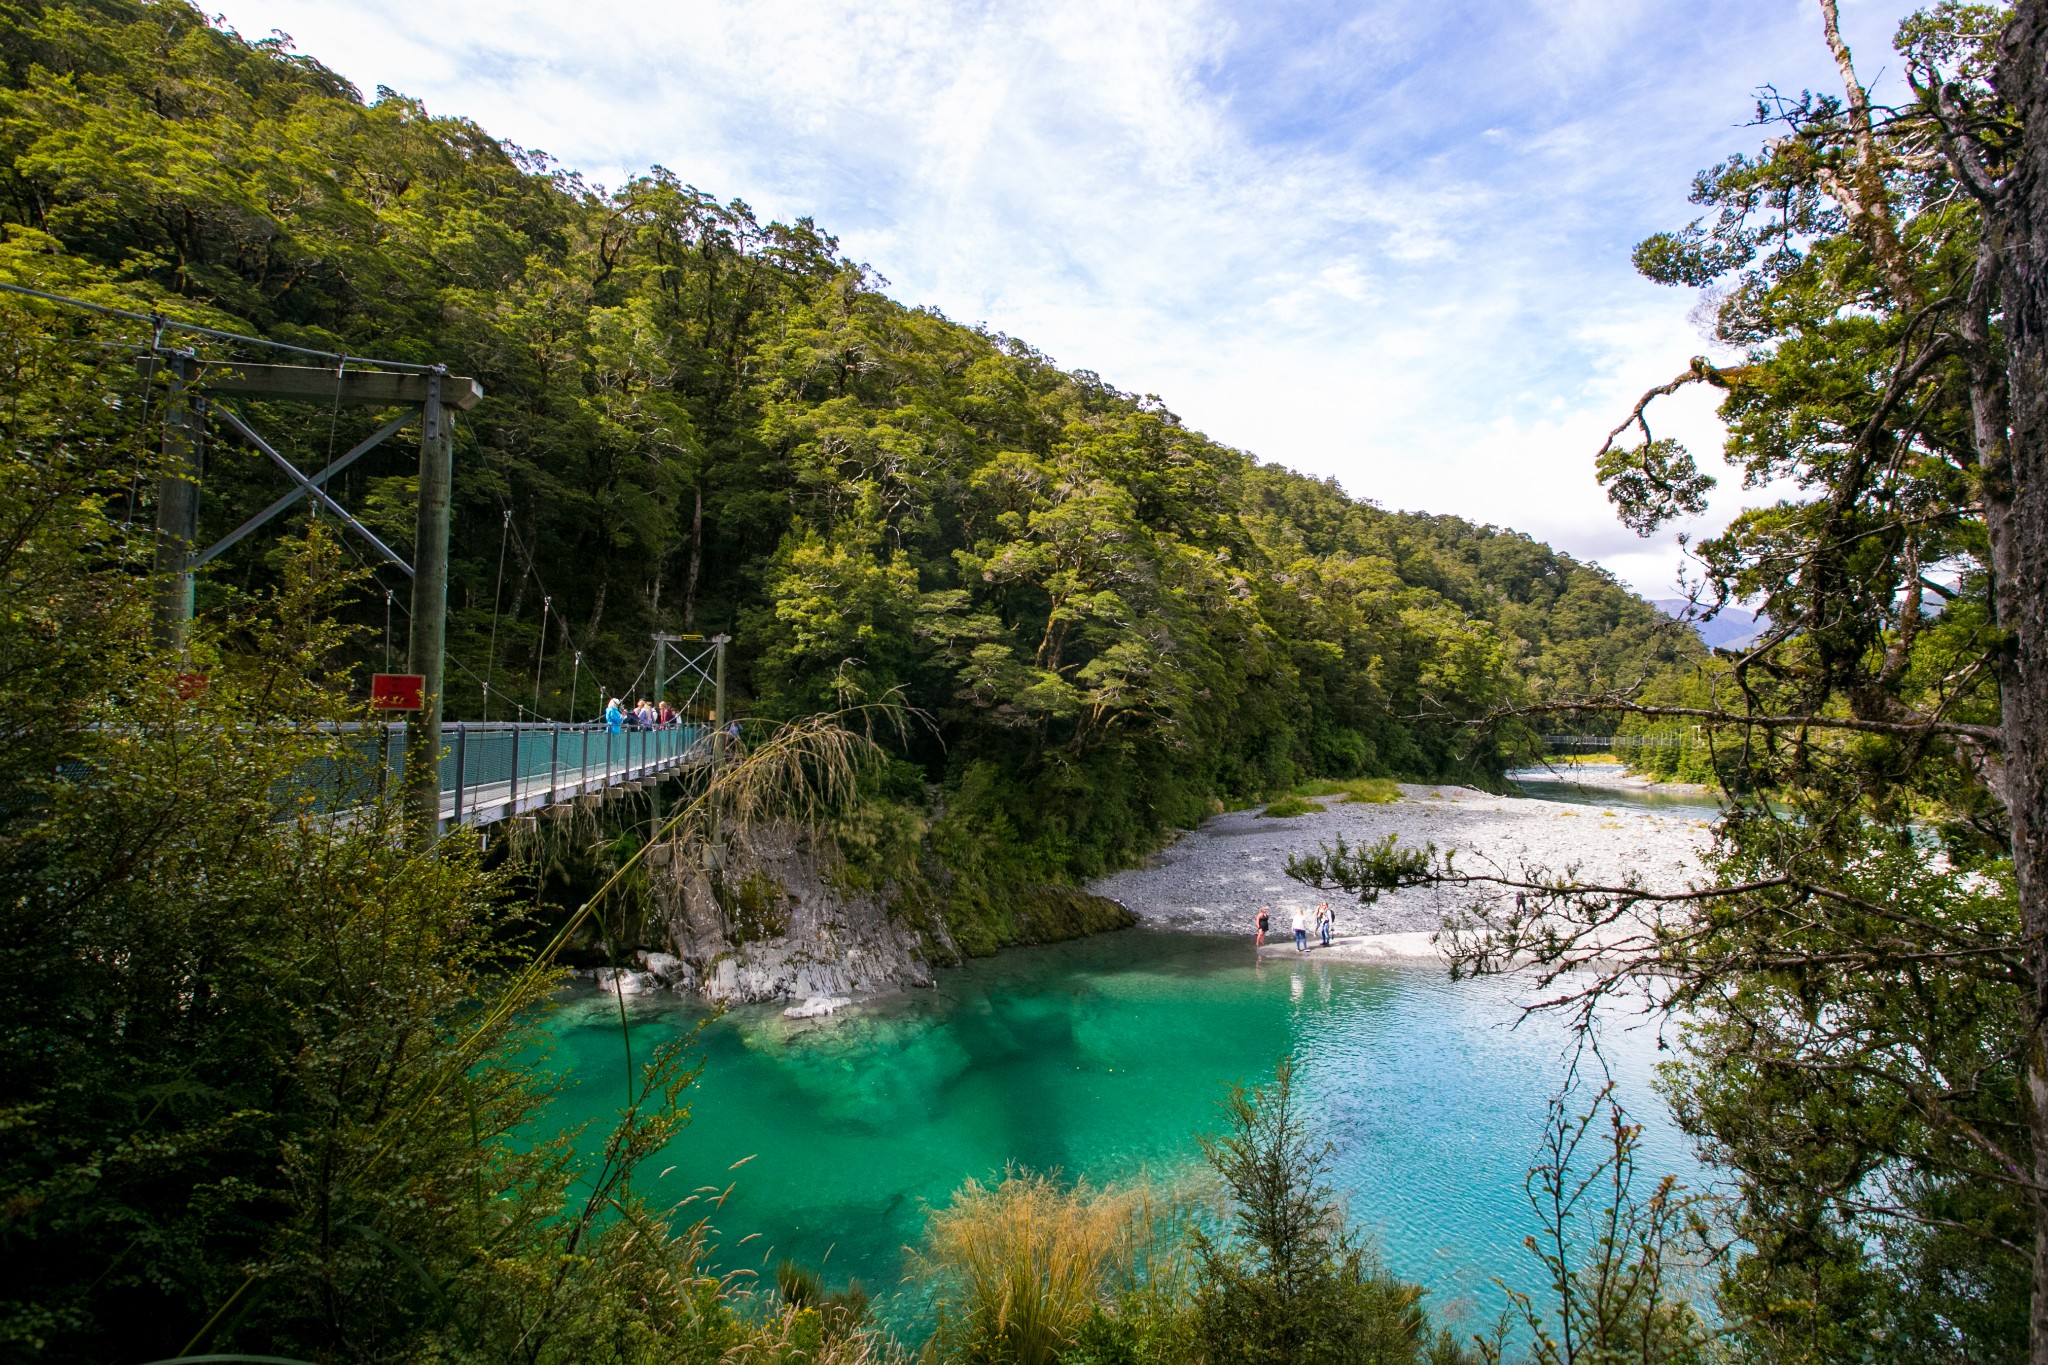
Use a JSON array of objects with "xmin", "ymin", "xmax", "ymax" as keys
[{"xmin": 914, "ymin": 1170, "xmax": 1156, "ymax": 1365}]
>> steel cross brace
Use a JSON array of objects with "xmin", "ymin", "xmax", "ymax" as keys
[
  {"xmin": 658, "ymin": 642, "xmax": 721, "ymax": 697},
  {"xmin": 208, "ymin": 403, "xmax": 416, "ymax": 575},
  {"xmin": 195, "ymin": 407, "xmax": 417, "ymax": 568}
]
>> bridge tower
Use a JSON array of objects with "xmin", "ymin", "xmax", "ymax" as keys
[
  {"xmin": 651, "ymin": 631, "xmax": 731, "ymax": 744},
  {"xmin": 142, "ymin": 356, "xmax": 484, "ymax": 842}
]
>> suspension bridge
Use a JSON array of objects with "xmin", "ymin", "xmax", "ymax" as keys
[{"xmin": 9, "ymin": 281, "xmax": 732, "ymax": 839}]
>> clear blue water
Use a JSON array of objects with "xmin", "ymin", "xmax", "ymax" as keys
[{"xmin": 534, "ymin": 927, "xmax": 1701, "ymax": 1331}]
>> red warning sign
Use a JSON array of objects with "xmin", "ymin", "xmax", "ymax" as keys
[{"xmin": 370, "ymin": 673, "xmax": 425, "ymax": 712}]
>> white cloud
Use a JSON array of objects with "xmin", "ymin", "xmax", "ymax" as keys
[{"xmin": 206, "ymin": 0, "xmax": 1919, "ymax": 596}]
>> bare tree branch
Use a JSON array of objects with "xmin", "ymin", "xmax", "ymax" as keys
[
  {"xmin": 1596, "ymin": 357, "xmax": 1751, "ymax": 458},
  {"xmin": 1484, "ymin": 696, "xmax": 2003, "ymax": 747}
]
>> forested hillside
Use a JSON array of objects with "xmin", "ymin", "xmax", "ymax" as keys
[{"xmin": 0, "ymin": 0, "xmax": 1694, "ymax": 909}]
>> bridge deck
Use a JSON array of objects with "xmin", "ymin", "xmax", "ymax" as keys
[{"xmin": 357, "ymin": 722, "xmax": 714, "ymax": 829}]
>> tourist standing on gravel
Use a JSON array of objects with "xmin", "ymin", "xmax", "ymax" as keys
[
  {"xmin": 1292, "ymin": 905, "xmax": 1308, "ymax": 952},
  {"xmin": 1315, "ymin": 900, "xmax": 1332, "ymax": 947},
  {"xmin": 1255, "ymin": 904, "xmax": 1270, "ymax": 947}
]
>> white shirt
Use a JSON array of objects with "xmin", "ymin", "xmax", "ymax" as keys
[{"xmin": 1292, "ymin": 908, "xmax": 1307, "ymax": 932}]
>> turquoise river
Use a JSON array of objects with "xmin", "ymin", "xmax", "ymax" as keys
[{"xmin": 534, "ymin": 776, "xmax": 1710, "ymax": 1335}]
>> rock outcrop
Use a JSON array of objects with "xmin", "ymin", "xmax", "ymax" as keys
[{"xmin": 645, "ymin": 822, "xmax": 938, "ymax": 1006}]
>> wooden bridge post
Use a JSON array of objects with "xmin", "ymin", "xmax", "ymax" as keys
[
  {"xmin": 151, "ymin": 353, "xmax": 199, "ymax": 651},
  {"xmin": 405, "ymin": 370, "xmax": 454, "ymax": 842},
  {"xmin": 712, "ymin": 633, "xmax": 729, "ymax": 762}
]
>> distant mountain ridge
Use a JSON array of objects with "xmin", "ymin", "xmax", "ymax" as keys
[{"xmin": 1654, "ymin": 598, "xmax": 1766, "ymax": 650}]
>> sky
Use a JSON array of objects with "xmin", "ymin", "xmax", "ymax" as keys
[{"xmin": 205, "ymin": 0, "xmax": 1922, "ymax": 597}]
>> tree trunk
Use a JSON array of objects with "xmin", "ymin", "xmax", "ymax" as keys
[{"xmin": 1994, "ymin": 8, "xmax": 2048, "ymax": 1360}]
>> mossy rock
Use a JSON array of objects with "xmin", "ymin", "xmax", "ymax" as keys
[
  {"xmin": 1006, "ymin": 888, "xmax": 1137, "ymax": 945},
  {"xmin": 719, "ymin": 868, "xmax": 791, "ymax": 944},
  {"xmin": 930, "ymin": 881, "xmax": 1137, "ymax": 959}
]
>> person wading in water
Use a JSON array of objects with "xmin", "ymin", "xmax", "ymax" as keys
[{"xmin": 1255, "ymin": 904, "xmax": 1271, "ymax": 948}]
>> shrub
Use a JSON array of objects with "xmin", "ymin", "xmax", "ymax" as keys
[
  {"xmin": 1258, "ymin": 796, "xmax": 1326, "ymax": 818},
  {"xmin": 1293, "ymin": 777, "xmax": 1400, "ymax": 804},
  {"xmin": 1191, "ymin": 1060, "xmax": 1474, "ymax": 1365}
]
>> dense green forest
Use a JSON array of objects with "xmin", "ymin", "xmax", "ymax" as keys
[{"xmin": 0, "ymin": 0, "xmax": 1693, "ymax": 926}]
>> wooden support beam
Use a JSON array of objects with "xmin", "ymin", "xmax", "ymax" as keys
[
  {"xmin": 151, "ymin": 354, "xmax": 199, "ymax": 651},
  {"xmin": 140, "ymin": 357, "xmax": 483, "ymax": 410},
  {"xmin": 406, "ymin": 372, "xmax": 456, "ymax": 845}
]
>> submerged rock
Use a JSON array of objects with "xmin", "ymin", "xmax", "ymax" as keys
[
  {"xmin": 783, "ymin": 994, "xmax": 853, "ymax": 1019},
  {"xmin": 636, "ymin": 950, "xmax": 691, "ymax": 989},
  {"xmin": 591, "ymin": 966, "xmax": 656, "ymax": 994}
]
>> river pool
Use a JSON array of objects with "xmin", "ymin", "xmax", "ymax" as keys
[
  {"xmin": 1508, "ymin": 762, "xmax": 1724, "ymax": 819},
  {"xmin": 535, "ymin": 926, "xmax": 1703, "ymax": 1330}
]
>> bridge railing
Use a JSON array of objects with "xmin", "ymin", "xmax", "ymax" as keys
[
  {"xmin": 337, "ymin": 722, "xmax": 714, "ymax": 828},
  {"xmin": 1538, "ymin": 733, "xmax": 1698, "ymax": 754}
]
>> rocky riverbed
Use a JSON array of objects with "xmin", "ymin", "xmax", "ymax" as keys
[
  {"xmin": 1087, "ymin": 781, "xmax": 1714, "ymax": 959},
  {"xmin": 586, "ymin": 774, "xmax": 1716, "ymax": 1004}
]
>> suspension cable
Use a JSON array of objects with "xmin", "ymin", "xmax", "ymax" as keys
[
  {"xmin": 499, "ymin": 505, "xmax": 581, "ymax": 720},
  {"xmin": 483, "ymin": 509, "xmax": 510, "ymax": 720},
  {"xmin": 0, "ymin": 279, "xmax": 440, "ymax": 370},
  {"xmin": 312, "ymin": 351, "xmax": 350, "ymax": 533},
  {"xmin": 532, "ymin": 594, "xmax": 552, "ymax": 717},
  {"xmin": 121, "ymin": 317, "xmax": 167, "ymax": 528}
]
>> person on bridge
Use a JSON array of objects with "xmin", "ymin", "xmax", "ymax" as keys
[{"xmin": 604, "ymin": 697, "xmax": 624, "ymax": 733}]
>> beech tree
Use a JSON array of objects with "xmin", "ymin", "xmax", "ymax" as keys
[{"xmin": 1302, "ymin": 2, "xmax": 2048, "ymax": 1359}]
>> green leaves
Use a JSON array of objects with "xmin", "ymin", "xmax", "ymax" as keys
[
  {"xmin": 1633, "ymin": 223, "xmax": 1756, "ymax": 288},
  {"xmin": 1594, "ymin": 437, "xmax": 1714, "ymax": 536},
  {"xmin": 1192, "ymin": 1060, "xmax": 1449, "ymax": 1365},
  {"xmin": 1285, "ymin": 834, "xmax": 1445, "ymax": 908}
]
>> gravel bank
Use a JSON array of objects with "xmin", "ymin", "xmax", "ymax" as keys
[{"xmin": 1087, "ymin": 783, "xmax": 1713, "ymax": 958}]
